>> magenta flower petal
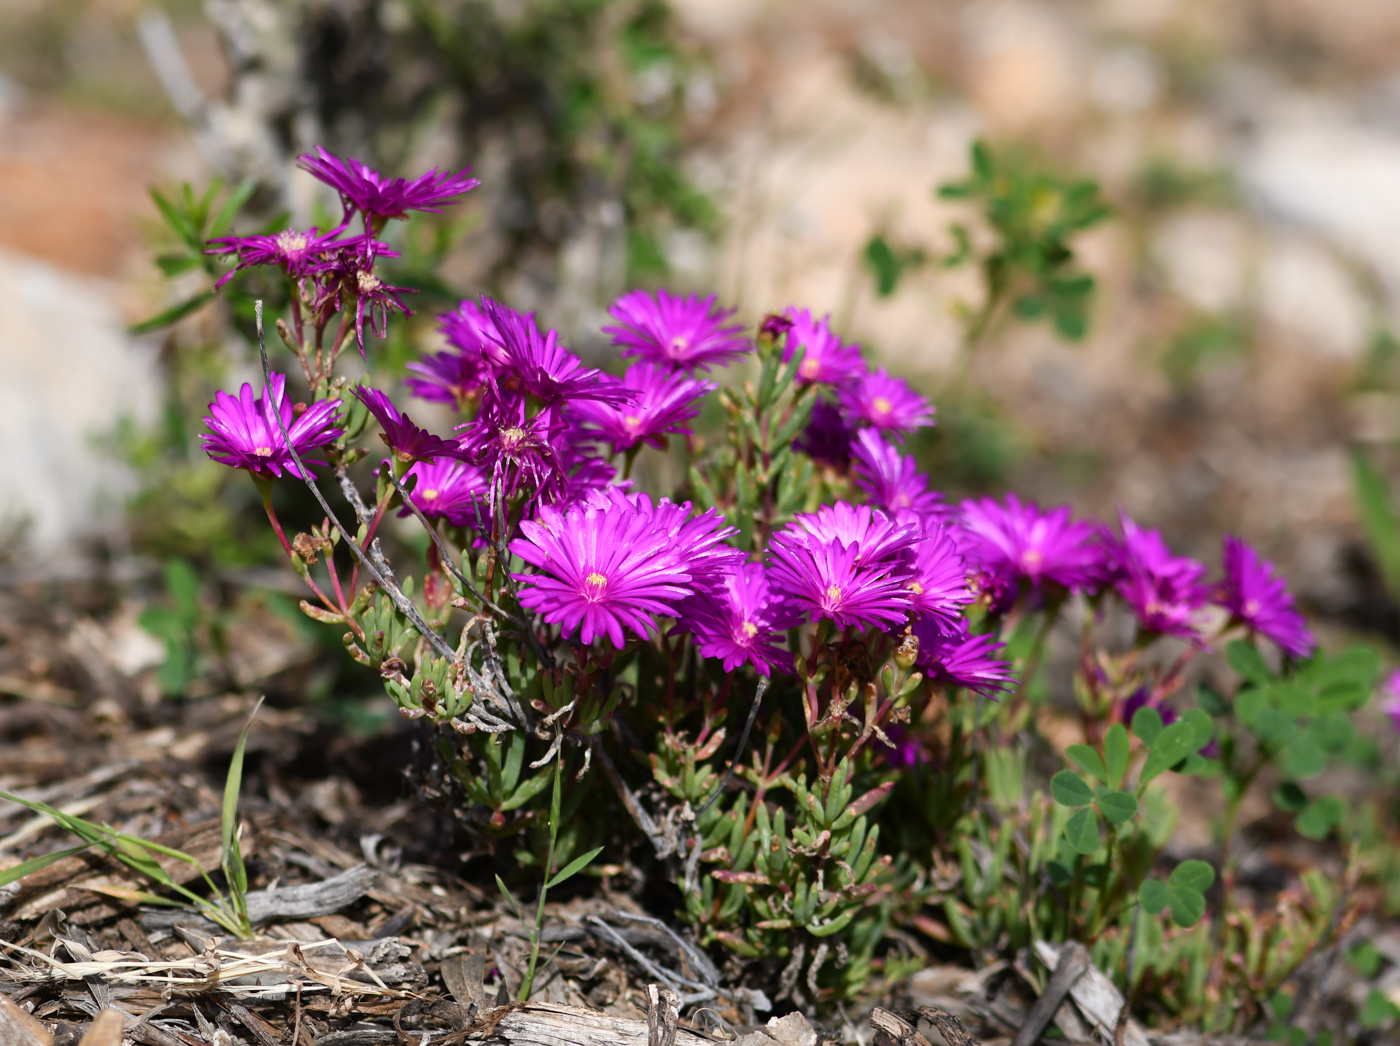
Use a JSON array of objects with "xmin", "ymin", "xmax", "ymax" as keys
[
  {"xmin": 571, "ymin": 363, "xmax": 715, "ymax": 451},
  {"xmin": 840, "ymin": 368, "xmax": 935, "ymax": 434},
  {"xmin": 957, "ymin": 493, "xmax": 1105, "ymax": 593},
  {"xmin": 780, "ymin": 308, "xmax": 865, "ymax": 385},
  {"xmin": 297, "ymin": 146, "xmax": 479, "ymax": 223},
  {"xmin": 767, "ymin": 532, "xmax": 914, "ymax": 631},
  {"xmin": 913, "ymin": 618, "xmax": 1014, "ymax": 698},
  {"xmin": 353, "ymin": 386, "xmax": 461, "ymax": 464},
  {"xmin": 851, "ymin": 428, "xmax": 947, "ymax": 521},
  {"xmin": 400, "ymin": 458, "xmax": 489, "ymax": 529},
  {"xmin": 795, "ymin": 398, "xmax": 856, "ymax": 468},
  {"xmin": 681, "ymin": 561, "xmax": 793, "ymax": 677},
  {"xmin": 481, "ymin": 298, "xmax": 633, "ymax": 407},
  {"xmin": 510, "ymin": 497, "xmax": 694, "ymax": 649},
  {"xmin": 1105, "ymin": 512, "xmax": 1210, "ymax": 642},
  {"xmin": 604, "ymin": 289, "xmax": 751, "ymax": 372},
  {"xmin": 779, "ymin": 501, "xmax": 921, "ymax": 567},
  {"xmin": 906, "ymin": 526, "xmax": 974, "ymax": 631},
  {"xmin": 201, "ymin": 373, "xmax": 343, "ymax": 479},
  {"xmin": 1217, "ymin": 536, "xmax": 1314, "ymax": 659}
]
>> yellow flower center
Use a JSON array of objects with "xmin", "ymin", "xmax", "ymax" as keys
[
  {"xmin": 1022, "ymin": 548, "xmax": 1043, "ymax": 568},
  {"xmin": 669, "ymin": 334, "xmax": 690, "ymax": 354},
  {"xmin": 584, "ymin": 572, "xmax": 608, "ymax": 598},
  {"xmin": 826, "ymin": 584, "xmax": 842, "ymax": 603},
  {"xmin": 357, "ymin": 270, "xmax": 381, "ymax": 293},
  {"xmin": 1243, "ymin": 598, "xmax": 1260, "ymax": 617},
  {"xmin": 741, "ymin": 621, "xmax": 759, "ymax": 638},
  {"xmin": 422, "ymin": 489, "xmax": 439, "ymax": 501},
  {"xmin": 909, "ymin": 581, "xmax": 924, "ymax": 594},
  {"xmin": 873, "ymin": 396, "xmax": 893, "ymax": 415},
  {"xmin": 799, "ymin": 358, "xmax": 820, "ymax": 379},
  {"xmin": 500, "ymin": 426, "xmax": 527, "ymax": 450},
  {"xmin": 254, "ymin": 446, "xmax": 274, "ymax": 457},
  {"xmin": 623, "ymin": 415, "xmax": 642, "ymax": 429}
]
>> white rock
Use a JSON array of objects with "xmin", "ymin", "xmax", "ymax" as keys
[
  {"xmin": 1240, "ymin": 108, "xmax": 1400, "ymax": 313},
  {"xmin": 1151, "ymin": 211, "xmax": 1249, "ymax": 313},
  {"xmin": 0, "ymin": 248, "xmax": 161, "ymax": 558},
  {"xmin": 1255, "ymin": 234, "xmax": 1368, "ymax": 360}
]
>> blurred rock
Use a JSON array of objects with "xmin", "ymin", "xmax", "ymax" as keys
[
  {"xmin": 1255, "ymin": 234, "xmax": 1368, "ymax": 361},
  {"xmin": 1152, "ymin": 211, "xmax": 1249, "ymax": 313},
  {"xmin": 1240, "ymin": 105, "xmax": 1400, "ymax": 315},
  {"xmin": 962, "ymin": 1, "xmax": 1085, "ymax": 137},
  {"xmin": 0, "ymin": 248, "xmax": 160, "ymax": 559}
]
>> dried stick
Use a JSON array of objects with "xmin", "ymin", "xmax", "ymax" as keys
[{"xmin": 1011, "ymin": 941, "xmax": 1087, "ymax": 1046}]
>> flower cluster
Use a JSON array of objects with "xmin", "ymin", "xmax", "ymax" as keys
[{"xmin": 196, "ymin": 147, "xmax": 1319, "ymax": 701}]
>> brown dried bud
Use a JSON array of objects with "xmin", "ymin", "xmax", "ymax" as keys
[
  {"xmin": 292, "ymin": 532, "xmax": 319, "ymax": 564},
  {"xmin": 894, "ymin": 630, "xmax": 919, "ymax": 670}
]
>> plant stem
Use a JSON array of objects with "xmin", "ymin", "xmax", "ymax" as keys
[{"xmin": 520, "ymin": 757, "xmax": 563, "ymax": 1001}]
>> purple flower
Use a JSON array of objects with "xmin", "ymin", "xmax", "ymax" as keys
[
  {"xmin": 481, "ymin": 299, "xmax": 632, "ymax": 407},
  {"xmin": 781, "ymin": 502, "xmax": 920, "ymax": 567},
  {"xmin": 205, "ymin": 226, "xmax": 368, "ymax": 288},
  {"xmin": 572, "ymin": 363, "xmax": 715, "ymax": 452},
  {"xmin": 682, "ymin": 562, "xmax": 793, "ymax": 677},
  {"xmin": 440, "ymin": 299, "xmax": 505, "ymax": 361},
  {"xmin": 840, "ymin": 368, "xmax": 935, "ymax": 434},
  {"xmin": 401, "ymin": 458, "xmax": 489, "ymax": 528},
  {"xmin": 767, "ymin": 534, "xmax": 913, "ymax": 631},
  {"xmin": 404, "ymin": 349, "xmax": 486, "ymax": 411},
  {"xmin": 455, "ymin": 395, "xmax": 567, "ymax": 506},
  {"xmin": 913, "ymin": 618, "xmax": 1015, "ymax": 698},
  {"xmin": 1106, "ymin": 513, "xmax": 1210, "ymax": 642},
  {"xmin": 1120, "ymin": 688, "xmax": 1178, "ymax": 728},
  {"xmin": 906, "ymin": 527, "xmax": 973, "ymax": 631},
  {"xmin": 352, "ymin": 386, "xmax": 461, "ymax": 464},
  {"xmin": 780, "ymin": 309, "xmax": 865, "ymax": 385},
  {"xmin": 604, "ymin": 289, "xmax": 751, "ymax": 372},
  {"xmin": 313, "ymin": 242, "xmax": 415, "ymax": 357},
  {"xmin": 1380, "ymin": 670, "xmax": 1400, "ymax": 732},
  {"xmin": 582, "ymin": 487, "xmax": 742, "ymax": 596},
  {"xmin": 795, "ymin": 398, "xmax": 856, "ymax": 468},
  {"xmin": 1217, "ymin": 536, "xmax": 1314, "ymax": 659},
  {"xmin": 957, "ymin": 494, "xmax": 1104, "ymax": 594},
  {"xmin": 758, "ymin": 312, "xmax": 795, "ymax": 343},
  {"xmin": 881, "ymin": 725, "xmax": 931, "ymax": 768},
  {"xmin": 851, "ymin": 429, "xmax": 947, "ymax": 521},
  {"xmin": 201, "ymin": 373, "xmax": 343, "ymax": 480},
  {"xmin": 297, "ymin": 146, "xmax": 479, "ymax": 225},
  {"xmin": 510, "ymin": 497, "xmax": 693, "ymax": 648}
]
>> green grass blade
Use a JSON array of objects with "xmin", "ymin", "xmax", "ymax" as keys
[
  {"xmin": 223, "ymin": 697, "xmax": 264, "ymax": 928},
  {"xmin": 0, "ymin": 842, "xmax": 98, "ymax": 887}
]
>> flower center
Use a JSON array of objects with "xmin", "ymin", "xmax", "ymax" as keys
[
  {"xmin": 799, "ymin": 358, "xmax": 820, "ymax": 379},
  {"xmin": 741, "ymin": 621, "xmax": 759, "ymax": 638},
  {"xmin": 357, "ymin": 270, "xmax": 382, "ymax": 293},
  {"xmin": 422, "ymin": 489, "xmax": 439, "ymax": 501},
  {"xmin": 825, "ymin": 584, "xmax": 842, "ymax": 604},
  {"xmin": 1243, "ymin": 598, "xmax": 1260, "ymax": 618},
  {"xmin": 500, "ymin": 426, "xmax": 527, "ymax": 450},
  {"xmin": 1022, "ymin": 548, "xmax": 1043, "ymax": 570},
  {"xmin": 623, "ymin": 415, "xmax": 642, "ymax": 430},
  {"xmin": 909, "ymin": 581, "xmax": 924, "ymax": 595},
  {"xmin": 669, "ymin": 334, "xmax": 690, "ymax": 355},
  {"xmin": 872, "ymin": 396, "xmax": 893, "ymax": 415},
  {"xmin": 584, "ymin": 572, "xmax": 608, "ymax": 599},
  {"xmin": 254, "ymin": 446, "xmax": 274, "ymax": 457},
  {"xmin": 276, "ymin": 230, "xmax": 310, "ymax": 255}
]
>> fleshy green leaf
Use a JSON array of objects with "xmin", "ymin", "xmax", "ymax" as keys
[{"xmin": 1051, "ymin": 770, "xmax": 1095, "ymax": 807}]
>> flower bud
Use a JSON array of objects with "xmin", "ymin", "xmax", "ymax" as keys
[{"xmin": 895, "ymin": 630, "xmax": 919, "ymax": 670}]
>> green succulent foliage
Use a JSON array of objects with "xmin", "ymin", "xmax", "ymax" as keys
[
  {"xmin": 139, "ymin": 559, "xmax": 214, "ymax": 696},
  {"xmin": 676, "ymin": 753, "xmax": 895, "ymax": 998}
]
